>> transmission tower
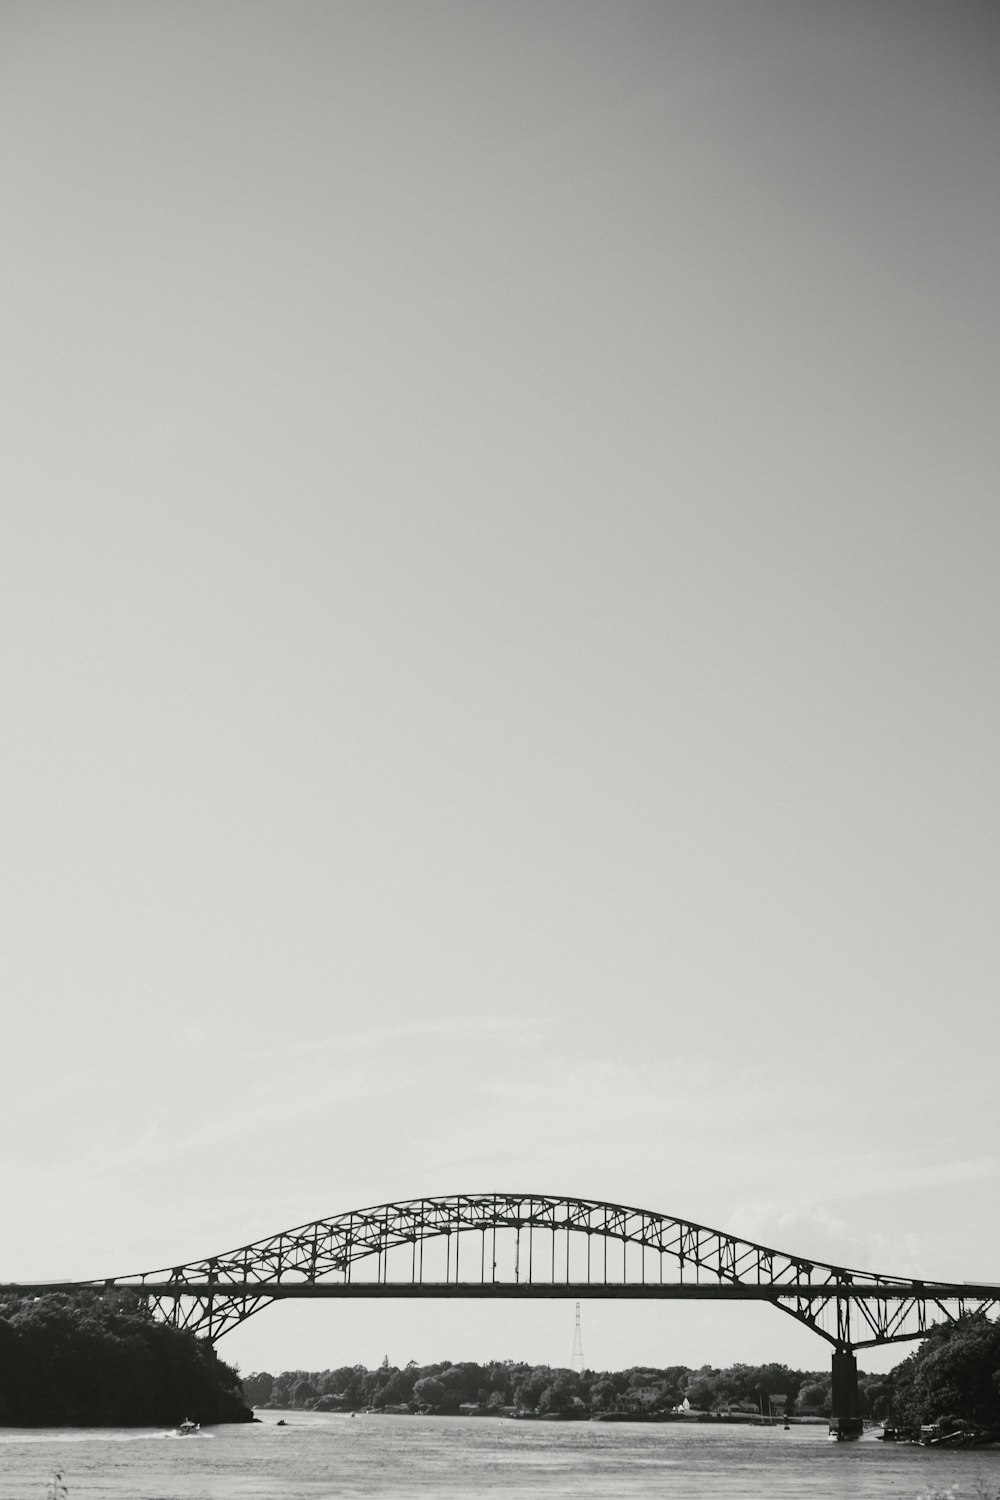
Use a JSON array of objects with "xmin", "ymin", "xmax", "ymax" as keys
[{"xmin": 571, "ymin": 1301, "xmax": 584, "ymax": 1373}]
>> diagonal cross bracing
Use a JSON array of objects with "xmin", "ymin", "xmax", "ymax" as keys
[{"xmin": 5, "ymin": 1192, "xmax": 997, "ymax": 1350}]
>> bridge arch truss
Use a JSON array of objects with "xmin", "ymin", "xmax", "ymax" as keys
[{"xmin": 68, "ymin": 1192, "xmax": 999, "ymax": 1351}]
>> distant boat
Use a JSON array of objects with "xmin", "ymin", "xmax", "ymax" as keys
[{"xmin": 178, "ymin": 1419, "xmax": 200, "ymax": 1435}]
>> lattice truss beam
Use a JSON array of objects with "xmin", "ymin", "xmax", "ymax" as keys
[{"xmin": 68, "ymin": 1193, "xmax": 998, "ymax": 1347}]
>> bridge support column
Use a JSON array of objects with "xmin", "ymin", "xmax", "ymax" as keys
[{"xmin": 829, "ymin": 1349, "xmax": 862, "ymax": 1439}]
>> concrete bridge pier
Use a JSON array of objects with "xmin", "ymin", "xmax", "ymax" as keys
[{"xmin": 829, "ymin": 1349, "xmax": 863, "ymax": 1439}]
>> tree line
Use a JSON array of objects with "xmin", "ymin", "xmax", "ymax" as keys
[
  {"xmin": 243, "ymin": 1313, "xmax": 1000, "ymax": 1431},
  {"xmin": 0, "ymin": 1291, "xmax": 252, "ymax": 1427},
  {"xmin": 4, "ymin": 1292, "xmax": 996, "ymax": 1433},
  {"xmin": 243, "ymin": 1355, "xmax": 861, "ymax": 1418}
]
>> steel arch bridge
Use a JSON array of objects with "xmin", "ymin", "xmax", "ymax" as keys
[{"xmin": 10, "ymin": 1192, "xmax": 998, "ymax": 1357}]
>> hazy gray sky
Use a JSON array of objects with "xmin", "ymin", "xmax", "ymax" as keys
[{"xmin": 2, "ymin": 0, "xmax": 998, "ymax": 1377}]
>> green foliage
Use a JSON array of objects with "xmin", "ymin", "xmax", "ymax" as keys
[
  {"xmin": 241, "ymin": 1370, "xmax": 274, "ymax": 1405},
  {"xmin": 243, "ymin": 1316, "xmax": 1000, "ymax": 1432},
  {"xmin": 684, "ymin": 1371, "xmax": 719, "ymax": 1411},
  {"xmin": 677, "ymin": 1361, "xmax": 805, "ymax": 1414},
  {"xmin": 0, "ymin": 1291, "xmax": 251, "ymax": 1427},
  {"xmin": 293, "ymin": 1377, "xmax": 318, "ymax": 1407},
  {"xmin": 796, "ymin": 1379, "xmax": 831, "ymax": 1416},
  {"xmin": 588, "ymin": 1377, "xmax": 618, "ymax": 1412},
  {"xmin": 888, "ymin": 1314, "xmax": 1000, "ymax": 1431},
  {"xmin": 537, "ymin": 1372, "xmax": 580, "ymax": 1414},
  {"xmin": 412, "ymin": 1375, "xmax": 445, "ymax": 1407},
  {"xmin": 512, "ymin": 1367, "xmax": 550, "ymax": 1412},
  {"xmin": 858, "ymin": 1371, "xmax": 892, "ymax": 1421}
]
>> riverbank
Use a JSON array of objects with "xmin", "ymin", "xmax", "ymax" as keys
[{"xmin": 0, "ymin": 1291, "xmax": 252, "ymax": 1428}]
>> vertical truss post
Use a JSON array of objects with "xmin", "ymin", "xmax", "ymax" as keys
[{"xmin": 206, "ymin": 1259, "xmax": 217, "ymax": 1342}]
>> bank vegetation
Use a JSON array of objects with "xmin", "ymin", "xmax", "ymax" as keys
[
  {"xmin": 243, "ymin": 1313, "xmax": 1000, "ymax": 1433},
  {"xmin": 0, "ymin": 1291, "xmax": 252, "ymax": 1427}
]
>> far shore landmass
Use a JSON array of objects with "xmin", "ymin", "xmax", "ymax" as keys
[
  {"xmin": 245, "ymin": 1312, "xmax": 1000, "ymax": 1445},
  {"xmin": 2, "ymin": 1292, "xmax": 998, "ymax": 1445}
]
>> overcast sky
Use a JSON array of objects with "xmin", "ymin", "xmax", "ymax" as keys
[{"xmin": 2, "ymin": 0, "xmax": 998, "ymax": 1379}]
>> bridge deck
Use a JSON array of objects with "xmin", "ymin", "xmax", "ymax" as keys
[{"xmin": 5, "ymin": 1279, "xmax": 998, "ymax": 1301}]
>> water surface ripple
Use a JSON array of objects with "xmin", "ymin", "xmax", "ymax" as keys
[{"xmin": 2, "ymin": 1411, "xmax": 998, "ymax": 1499}]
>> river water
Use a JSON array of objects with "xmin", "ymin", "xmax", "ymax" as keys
[{"xmin": 2, "ymin": 1411, "xmax": 999, "ymax": 1500}]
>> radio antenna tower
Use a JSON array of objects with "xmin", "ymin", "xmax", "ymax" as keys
[{"xmin": 571, "ymin": 1301, "xmax": 584, "ymax": 1373}]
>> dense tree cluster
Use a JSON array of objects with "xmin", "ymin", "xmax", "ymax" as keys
[
  {"xmin": 889, "ymin": 1314, "xmax": 1000, "ymax": 1434},
  {"xmin": 12, "ymin": 1294, "xmax": 996, "ymax": 1432},
  {"xmin": 243, "ymin": 1356, "xmax": 841, "ymax": 1417},
  {"xmin": 0, "ymin": 1291, "xmax": 252, "ymax": 1427},
  {"xmin": 243, "ymin": 1317, "xmax": 1000, "ymax": 1430}
]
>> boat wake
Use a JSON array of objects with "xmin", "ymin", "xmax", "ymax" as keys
[{"xmin": 0, "ymin": 1429, "xmax": 214, "ymax": 1444}]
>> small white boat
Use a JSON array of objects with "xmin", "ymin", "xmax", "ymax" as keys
[{"xmin": 178, "ymin": 1419, "xmax": 200, "ymax": 1435}]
